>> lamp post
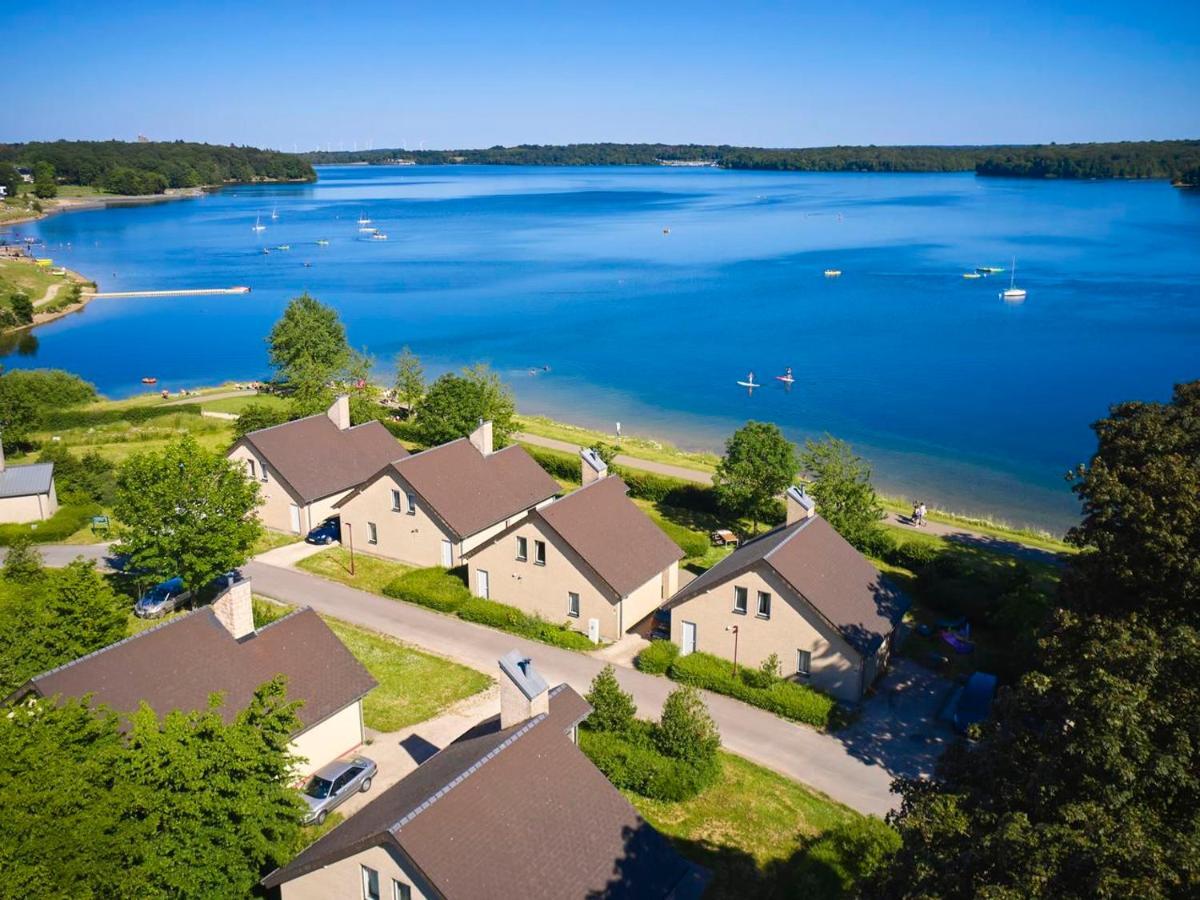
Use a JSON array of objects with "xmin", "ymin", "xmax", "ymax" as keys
[
  {"xmin": 728, "ymin": 624, "xmax": 739, "ymax": 676},
  {"xmin": 344, "ymin": 522, "xmax": 355, "ymax": 576}
]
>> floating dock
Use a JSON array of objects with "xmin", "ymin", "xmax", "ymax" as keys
[{"xmin": 86, "ymin": 286, "xmax": 251, "ymax": 299}]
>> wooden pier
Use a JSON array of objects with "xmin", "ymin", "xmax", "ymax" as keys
[{"xmin": 86, "ymin": 286, "xmax": 251, "ymax": 299}]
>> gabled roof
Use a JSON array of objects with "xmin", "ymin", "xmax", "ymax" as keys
[
  {"xmin": 530, "ymin": 476, "xmax": 683, "ymax": 597},
  {"xmin": 349, "ymin": 439, "xmax": 560, "ymax": 540},
  {"xmin": 263, "ymin": 686, "xmax": 707, "ymax": 899},
  {"xmin": 0, "ymin": 462, "xmax": 54, "ymax": 498},
  {"xmin": 13, "ymin": 607, "xmax": 376, "ymax": 733},
  {"xmin": 667, "ymin": 516, "xmax": 908, "ymax": 655},
  {"xmin": 237, "ymin": 414, "xmax": 406, "ymax": 503}
]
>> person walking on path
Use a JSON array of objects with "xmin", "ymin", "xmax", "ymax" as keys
[{"xmin": 916, "ymin": 502, "xmax": 928, "ymax": 527}]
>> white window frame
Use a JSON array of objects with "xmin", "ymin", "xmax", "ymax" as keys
[
  {"xmin": 732, "ymin": 585, "xmax": 748, "ymax": 614},
  {"xmin": 534, "ymin": 540, "xmax": 546, "ymax": 566},
  {"xmin": 516, "ymin": 535, "xmax": 528, "ymax": 561},
  {"xmin": 406, "ymin": 492, "xmax": 417, "ymax": 515},
  {"xmin": 756, "ymin": 590, "xmax": 771, "ymax": 619},
  {"xmin": 245, "ymin": 459, "xmax": 256, "ymax": 480},
  {"xmin": 393, "ymin": 881, "xmax": 412, "ymax": 900},
  {"xmin": 567, "ymin": 591, "xmax": 580, "ymax": 618},
  {"xmin": 367, "ymin": 522, "xmax": 378, "ymax": 545},
  {"xmin": 391, "ymin": 489, "xmax": 402, "ymax": 512},
  {"xmin": 797, "ymin": 649, "xmax": 812, "ymax": 677},
  {"xmin": 361, "ymin": 865, "xmax": 381, "ymax": 900}
]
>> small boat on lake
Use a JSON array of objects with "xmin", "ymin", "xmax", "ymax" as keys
[
  {"xmin": 261, "ymin": 247, "xmax": 270, "ymax": 255},
  {"xmin": 1000, "ymin": 257, "xmax": 1027, "ymax": 301},
  {"xmin": 357, "ymin": 211, "xmax": 372, "ymax": 226},
  {"xmin": 963, "ymin": 272, "xmax": 982, "ymax": 279},
  {"xmin": 142, "ymin": 377, "xmax": 158, "ymax": 385},
  {"xmin": 824, "ymin": 269, "xmax": 842, "ymax": 278},
  {"xmin": 316, "ymin": 239, "xmax": 330, "ymax": 246},
  {"xmin": 270, "ymin": 207, "xmax": 279, "ymax": 220},
  {"xmin": 976, "ymin": 266, "xmax": 1004, "ymax": 275},
  {"xmin": 276, "ymin": 244, "xmax": 291, "ymax": 251},
  {"xmin": 252, "ymin": 215, "xmax": 266, "ymax": 233},
  {"xmin": 370, "ymin": 232, "xmax": 389, "ymax": 241}
]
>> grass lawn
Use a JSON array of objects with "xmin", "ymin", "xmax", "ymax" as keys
[
  {"xmin": 202, "ymin": 393, "xmax": 290, "ymax": 415},
  {"xmin": 296, "ymin": 546, "xmax": 411, "ymax": 595},
  {"xmin": 516, "ymin": 414, "xmax": 719, "ymax": 474},
  {"xmin": 323, "ymin": 618, "xmax": 492, "ymax": 732},
  {"xmin": 631, "ymin": 752, "xmax": 897, "ymax": 899},
  {"xmin": 0, "ymin": 256, "xmax": 62, "ymax": 307},
  {"xmin": 253, "ymin": 528, "xmax": 301, "ymax": 555},
  {"xmin": 33, "ymin": 409, "xmax": 234, "ymax": 464}
]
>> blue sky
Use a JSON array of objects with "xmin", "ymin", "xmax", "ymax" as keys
[{"xmin": 3, "ymin": 0, "xmax": 1197, "ymax": 149}]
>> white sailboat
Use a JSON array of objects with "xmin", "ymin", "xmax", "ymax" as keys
[
  {"xmin": 270, "ymin": 207, "xmax": 279, "ymax": 220},
  {"xmin": 356, "ymin": 210, "xmax": 372, "ymax": 226},
  {"xmin": 251, "ymin": 214, "xmax": 266, "ymax": 233},
  {"xmin": 1000, "ymin": 257, "xmax": 1027, "ymax": 301}
]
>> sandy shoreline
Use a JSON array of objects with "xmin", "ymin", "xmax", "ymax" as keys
[{"xmin": 0, "ymin": 186, "xmax": 208, "ymax": 226}]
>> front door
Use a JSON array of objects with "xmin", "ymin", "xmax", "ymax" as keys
[
  {"xmin": 681, "ymin": 621, "xmax": 697, "ymax": 656},
  {"xmin": 440, "ymin": 540, "xmax": 453, "ymax": 567},
  {"xmin": 476, "ymin": 569, "xmax": 490, "ymax": 599},
  {"xmin": 289, "ymin": 504, "xmax": 302, "ymax": 534}
]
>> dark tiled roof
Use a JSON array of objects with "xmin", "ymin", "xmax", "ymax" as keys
[
  {"xmin": 668, "ymin": 516, "xmax": 907, "ymax": 655},
  {"xmin": 386, "ymin": 439, "xmax": 560, "ymax": 539},
  {"xmin": 21, "ymin": 608, "xmax": 376, "ymax": 732},
  {"xmin": 0, "ymin": 462, "xmax": 54, "ymax": 498},
  {"xmin": 239, "ymin": 414, "xmax": 407, "ymax": 503},
  {"xmin": 264, "ymin": 687, "xmax": 706, "ymax": 899},
  {"xmin": 535, "ymin": 477, "xmax": 684, "ymax": 597}
]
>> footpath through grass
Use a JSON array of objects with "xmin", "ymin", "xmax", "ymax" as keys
[{"xmin": 632, "ymin": 751, "xmax": 897, "ymax": 899}]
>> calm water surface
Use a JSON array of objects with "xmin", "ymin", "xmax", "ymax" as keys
[{"xmin": 5, "ymin": 165, "xmax": 1199, "ymax": 532}]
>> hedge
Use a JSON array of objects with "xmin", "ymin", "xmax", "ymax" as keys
[
  {"xmin": 579, "ymin": 726, "xmax": 719, "ymax": 802},
  {"xmin": 383, "ymin": 567, "xmax": 596, "ymax": 650},
  {"xmin": 41, "ymin": 403, "xmax": 204, "ymax": 430},
  {"xmin": 668, "ymin": 650, "xmax": 837, "ymax": 729},
  {"xmin": 636, "ymin": 638, "xmax": 680, "ymax": 674},
  {"xmin": 0, "ymin": 502, "xmax": 101, "ymax": 546}
]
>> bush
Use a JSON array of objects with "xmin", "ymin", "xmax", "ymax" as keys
[
  {"xmin": 233, "ymin": 403, "xmax": 290, "ymax": 439},
  {"xmin": 522, "ymin": 444, "xmax": 579, "ymax": 483},
  {"xmin": 656, "ymin": 685, "xmax": 721, "ymax": 763},
  {"xmin": 885, "ymin": 538, "xmax": 942, "ymax": 571},
  {"xmin": 9, "ymin": 292, "xmax": 33, "ymax": 324},
  {"xmin": 0, "ymin": 502, "xmax": 100, "ymax": 546},
  {"xmin": 807, "ymin": 816, "xmax": 901, "ymax": 885},
  {"xmin": 651, "ymin": 516, "xmax": 709, "ymax": 559},
  {"xmin": 381, "ymin": 418, "xmax": 424, "ymax": 445},
  {"xmin": 382, "ymin": 567, "xmax": 469, "ymax": 612},
  {"xmin": 586, "ymin": 665, "xmax": 637, "ymax": 734},
  {"xmin": 668, "ymin": 650, "xmax": 837, "ymax": 729},
  {"xmin": 636, "ymin": 638, "xmax": 679, "ymax": 674},
  {"xmin": 579, "ymin": 727, "xmax": 719, "ymax": 802},
  {"xmin": 855, "ymin": 526, "xmax": 897, "ymax": 559},
  {"xmin": 41, "ymin": 403, "xmax": 202, "ymax": 430}
]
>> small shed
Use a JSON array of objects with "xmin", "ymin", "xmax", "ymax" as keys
[{"xmin": 0, "ymin": 458, "xmax": 57, "ymax": 523}]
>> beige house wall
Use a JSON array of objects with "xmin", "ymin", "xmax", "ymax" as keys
[
  {"xmin": 279, "ymin": 843, "xmax": 434, "ymax": 900},
  {"xmin": 228, "ymin": 443, "xmax": 349, "ymax": 536},
  {"xmin": 289, "ymin": 700, "xmax": 366, "ymax": 778},
  {"xmin": 669, "ymin": 564, "xmax": 866, "ymax": 702},
  {"xmin": 622, "ymin": 562, "xmax": 677, "ymax": 632},
  {"xmin": 0, "ymin": 486, "xmax": 57, "ymax": 524}
]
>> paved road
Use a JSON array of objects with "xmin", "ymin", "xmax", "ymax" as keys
[{"xmin": 242, "ymin": 560, "xmax": 898, "ymax": 816}]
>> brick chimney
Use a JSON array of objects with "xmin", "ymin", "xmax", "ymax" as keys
[
  {"xmin": 498, "ymin": 649, "xmax": 549, "ymax": 728},
  {"xmin": 211, "ymin": 574, "xmax": 255, "ymax": 640},
  {"xmin": 326, "ymin": 394, "xmax": 351, "ymax": 431},
  {"xmin": 786, "ymin": 485, "xmax": 816, "ymax": 525},
  {"xmin": 580, "ymin": 448, "xmax": 607, "ymax": 484},
  {"xmin": 469, "ymin": 419, "xmax": 494, "ymax": 456}
]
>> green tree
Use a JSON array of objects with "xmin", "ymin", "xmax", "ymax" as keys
[
  {"xmin": 342, "ymin": 348, "xmax": 385, "ymax": 425},
  {"xmin": 593, "ymin": 442, "xmax": 620, "ymax": 469},
  {"xmin": 1, "ymin": 534, "xmax": 43, "ymax": 582},
  {"xmin": 875, "ymin": 612, "xmax": 1200, "ymax": 899},
  {"xmin": 267, "ymin": 293, "xmax": 349, "ymax": 388},
  {"xmin": 0, "ymin": 162, "xmax": 20, "ymax": 199},
  {"xmin": 713, "ymin": 421, "xmax": 798, "ymax": 533},
  {"xmin": 1063, "ymin": 380, "xmax": 1200, "ymax": 627},
  {"xmin": 0, "ymin": 368, "xmax": 96, "ymax": 450},
  {"xmin": 9, "ymin": 292, "xmax": 33, "ymax": 324},
  {"xmin": 112, "ymin": 435, "xmax": 262, "ymax": 590},
  {"xmin": 416, "ymin": 365, "xmax": 517, "ymax": 448},
  {"xmin": 233, "ymin": 401, "xmax": 290, "ymax": 439},
  {"xmin": 393, "ymin": 346, "xmax": 425, "ymax": 415},
  {"xmin": 32, "ymin": 161, "xmax": 57, "ymax": 199},
  {"xmin": 799, "ymin": 436, "xmax": 884, "ymax": 549},
  {"xmin": 655, "ymin": 685, "xmax": 720, "ymax": 764},
  {"xmin": 585, "ymin": 664, "xmax": 637, "ymax": 734}
]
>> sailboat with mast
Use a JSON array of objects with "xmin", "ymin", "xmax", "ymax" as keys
[
  {"xmin": 1000, "ymin": 257, "xmax": 1026, "ymax": 301},
  {"xmin": 251, "ymin": 214, "xmax": 266, "ymax": 233}
]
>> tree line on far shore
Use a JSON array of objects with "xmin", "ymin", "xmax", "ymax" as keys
[
  {"xmin": 0, "ymin": 141, "xmax": 316, "ymax": 198},
  {"xmin": 297, "ymin": 139, "xmax": 1200, "ymax": 182}
]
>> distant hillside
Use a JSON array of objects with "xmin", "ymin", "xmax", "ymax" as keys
[
  {"xmin": 299, "ymin": 140, "xmax": 1200, "ymax": 181},
  {"xmin": 0, "ymin": 141, "xmax": 315, "ymax": 195}
]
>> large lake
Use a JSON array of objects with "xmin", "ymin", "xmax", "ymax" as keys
[{"xmin": 4, "ymin": 165, "xmax": 1199, "ymax": 532}]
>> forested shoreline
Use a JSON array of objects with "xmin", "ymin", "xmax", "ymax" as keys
[
  {"xmin": 299, "ymin": 140, "xmax": 1200, "ymax": 181},
  {"xmin": 0, "ymin": 141, "xmax": 315, "ymax": 196}
]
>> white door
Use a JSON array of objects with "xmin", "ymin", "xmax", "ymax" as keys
[
  {"xmin": 681, "ymin": 621, "xmax": 697, "ymax": 656},
  {"xmin": 476, "ymin": 569, "xmax": 490, "ymax": 599},
  {"xmin": 587, "ymin": 618, "xmax": 600, "ymax": 644},
  {"xmin": 440, "ymin": 540, "xmax": 453, "ymax": 567},
  {"xmin": 289, "ymin": 504, "xmax": 302, "ymax": 534}
]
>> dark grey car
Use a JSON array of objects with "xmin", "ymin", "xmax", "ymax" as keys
[{"xmin": 299, "ymin": 755, "xmax": 377, "ymax": 825}]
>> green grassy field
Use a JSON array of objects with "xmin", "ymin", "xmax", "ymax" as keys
[
  {"xmin": 201, "ymin": 393, "xmax": 290, "ymax": 415},
  {"xmin": 0, "ymin": 256, "xmax": 63, "ymax": 306},
  {"xmin": 253, "ymin": 528, "xmax": 301, "ymax": 555},
  {"xmin": 517, "ymin": 414, "xmax": 720, "ymax": 473},
  {"xmin": 296, "ymin": 546, "xmax": 412, "ymax": 595},
  {"xmin": 631, "ymin": 752, "xmax": 897, "ymax": 899}
]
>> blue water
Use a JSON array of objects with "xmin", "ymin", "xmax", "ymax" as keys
[{"xmin": 4, "ymin": 165, "xmax": 1199, "ymax": 532}]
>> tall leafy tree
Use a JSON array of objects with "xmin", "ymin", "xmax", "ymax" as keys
[
  {"xmin": 343, "ymin": 348, "xmax": 385, "ymax": 424},
  {"xmin": 1063, "ymin": 380, "xmax": 1200, "ymax": 626},
  {"xmin": 0, "ymin": 162, "xmax": 20, "ymax": 198},
  {"xmin": 32, "ymin": 161, "xmax": 57, "ymax": 199},
  {"xmin": 416, "ymin": 364, "xmax": 517, "ymax": 448},
  {"xmin": 393, "ymin": 346, "xmax": 425, "ymax": 414},
  {"xmin": 799, "ymin": 436, "xmax": 884, "ymax": 549},
  {"xmin": 112, "ymin": 435, "xmax": 262, "ymax": 590},
  {"xmin": 267, "ymin": 293, "xmax": 349, "ymax": 387},
  {"xmin": 713, "ymin": 421, "xmax": 798, "ymax": 533}
]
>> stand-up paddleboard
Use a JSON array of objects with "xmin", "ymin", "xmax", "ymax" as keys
[
  {"xmin": 775, "ymin": 375, "xmax": 795, "ymax": 383},
  {"xmin": 737, "ymin": 380, "xmax": 761, "ymax": 388}
]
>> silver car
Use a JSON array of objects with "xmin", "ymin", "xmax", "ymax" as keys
[{"xmin": 299, "ymin": 755, "xmax": 377, "ymax": 825}]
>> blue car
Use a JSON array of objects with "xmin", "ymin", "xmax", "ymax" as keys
[{"xmin": 306, "ymin": 517, "xmax": 341, "ymax": 545}]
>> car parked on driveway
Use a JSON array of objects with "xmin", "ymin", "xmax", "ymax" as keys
[
  {"xmin": 134, "ymin": 576, "xmax": 193, "ymax": 618},
  {"xmin": 306, "ymin": 517, "xmax": 341, "ymax": 545},
  {"xmin": 651, "ymin": 608, "xmax": 671, "ymax": 641},
  {"xmin": 299, "ymin": 755, "xmax": 377, "ymax": 825}
]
